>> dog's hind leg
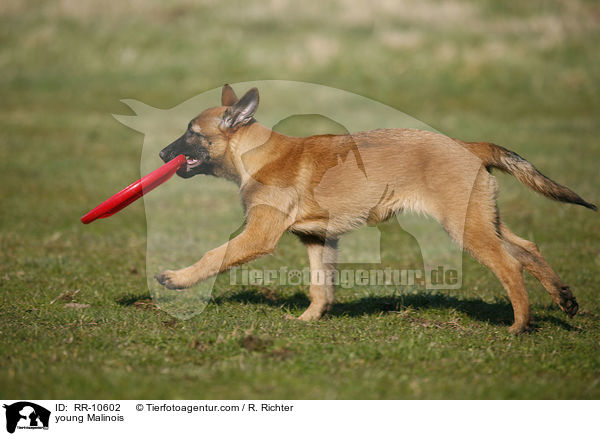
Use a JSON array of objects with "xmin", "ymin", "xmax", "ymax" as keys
[
  {"xmin": 463, "ymin": 231, "xmax": 531, "ymax": 333},
  {"xmin": 499, "ymin": 224, "xmax": 578, "ymax": 317},
  {"xmin": 442, "ymin": 172, "xmax": 532, "ymax": 333},
  {"xmin": 297, "ymin": 235, "xmax": 338, "ymax": 321}
]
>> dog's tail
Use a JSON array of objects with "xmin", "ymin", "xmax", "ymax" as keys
[{"xmin": 460, "ymin": 141, "xmax": 597, "ymax": 211}]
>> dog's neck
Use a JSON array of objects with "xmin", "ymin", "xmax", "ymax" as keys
[{"xmin": 228, "ymin": 122, "xmax": 296, "ymax": 187}]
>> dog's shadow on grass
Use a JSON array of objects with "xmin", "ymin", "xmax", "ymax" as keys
[
  {"xmin": 213, "ymin": 288, "xmax": 577, "ymax": 330},
  {"xmin": 115, "ymin": 288, "xmax": 576, "ymax": 331},
  {"xmin": 116, "ymin": 294, "xmax": 150, "ymax": 306}
]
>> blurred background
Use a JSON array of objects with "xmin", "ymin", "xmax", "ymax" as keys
[
  {"xmin": 2, "ymin": 0, "xmax": 598, "ymax": 231},
  {"xmin": 1, "ymin": 0, "xmax": 598, "ymax": 399}
]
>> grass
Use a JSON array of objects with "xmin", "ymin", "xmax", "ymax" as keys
[{"xmin": 0, "ymin": 0, "xmax": 599, "ymax": 399}]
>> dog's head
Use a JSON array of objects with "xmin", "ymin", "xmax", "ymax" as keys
[{"xmin": 159, "ymin": 85, "xmax": 259, "ymax": 179}]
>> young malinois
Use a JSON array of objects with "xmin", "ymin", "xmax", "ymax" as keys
[{"xmin": 156, "ymin": 85, "xmax": 596, "ymax": 333}]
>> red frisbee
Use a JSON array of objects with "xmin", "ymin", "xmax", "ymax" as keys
[{"xmin": 81, "ymin": 155, "xmax": 186, "ymax": 224}]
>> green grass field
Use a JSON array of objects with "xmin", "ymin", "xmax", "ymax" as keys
[{"xmin": 1, "ymin": 0, "xmax": 599, "ymax": 399}]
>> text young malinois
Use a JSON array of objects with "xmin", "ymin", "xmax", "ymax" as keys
[{"xmin": 156, "ymin": 85, "xmax": 596, "ymax": 333}]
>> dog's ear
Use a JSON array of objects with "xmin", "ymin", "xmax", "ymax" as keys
[
  {"xmin": 222, "ymin": 88, "xmax": 259, "ymax": 129},
  {"xmin": 221, "ymin": 84, "xmax": 239, "ymax": 106}
]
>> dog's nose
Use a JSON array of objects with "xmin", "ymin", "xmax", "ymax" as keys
[{"xmin": 159, "ymin": 150, "xmax": 167, "ymax": 161}]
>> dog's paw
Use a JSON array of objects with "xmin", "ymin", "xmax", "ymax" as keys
[
  {"xmin": 558, "ymin": 286, "xmax": 579, "ymax": 317},
  {"xmin": 297, "ymin": 305, "xmax": 327, "ymax": 321},
  {"xmin": 508, "ymin": 323, "xmax": 533, "ymax": 335},
  {"xmin": 155, "ymin": 270, "xmax": 189, "ymax": 290}
]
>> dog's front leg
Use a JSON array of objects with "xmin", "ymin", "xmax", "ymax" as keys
[
  {"xmin": 297, "ymin": 235, "xmax": 338, "ymax": 321},
  {"xmin": 155, "ymin": 205, "xmax": 290, "ymax": 289}
]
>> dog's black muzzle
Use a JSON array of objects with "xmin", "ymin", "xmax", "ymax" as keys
[
  {"xmin": 160, "ymin": 134, "xmax": 210, "ymax": 178},
  {"xmin": 160, "ymin": 134, "xmax": 186, "ymax": 163}
]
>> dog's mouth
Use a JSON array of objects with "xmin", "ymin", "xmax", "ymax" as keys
[
  {"xmin": 185, "ymin": 156, "xmax": 202, "ymax": 170},
  {"xmin": 175, "ymin": 154, "xmax": 208, "ymax": 178}
]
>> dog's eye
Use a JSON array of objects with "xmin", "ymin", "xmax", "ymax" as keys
[
  {"xmin": 189, "ymin": 129, "xmax": 210, "ymax": 144},
  {"xmin": 202, "ymin": 135, "xmax": 213, "ymax": 146}
]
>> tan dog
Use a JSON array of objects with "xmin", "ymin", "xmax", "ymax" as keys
[{"xmin": 156, "ymin": 85, "xmax": 596, "ymax": 333}]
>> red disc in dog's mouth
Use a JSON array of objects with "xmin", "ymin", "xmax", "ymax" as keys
[{"xmin": 80, "ymin": 154, "xmax": 186, "ymax": 224}]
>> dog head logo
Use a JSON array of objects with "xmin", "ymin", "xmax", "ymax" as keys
[
  {"xmin": 3, "ymin": 402, "xmax": 50, "ymax": 434},
  {"xmin": 113, "ymin": 81, "xmax": 465, "ymax": 319}
]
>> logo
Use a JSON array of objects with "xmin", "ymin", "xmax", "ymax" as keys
[
  {"xmin": 3, "ymin": 402, "xmax": 50, "ymax": 434},
  {"xmin": 116, "ymin": 81, "xmax": 466, "ymax": 319}
]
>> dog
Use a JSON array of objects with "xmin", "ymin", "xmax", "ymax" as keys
[{"xmin": 156, "ymin": 84, "xmax": 596, "ymax": 333}]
